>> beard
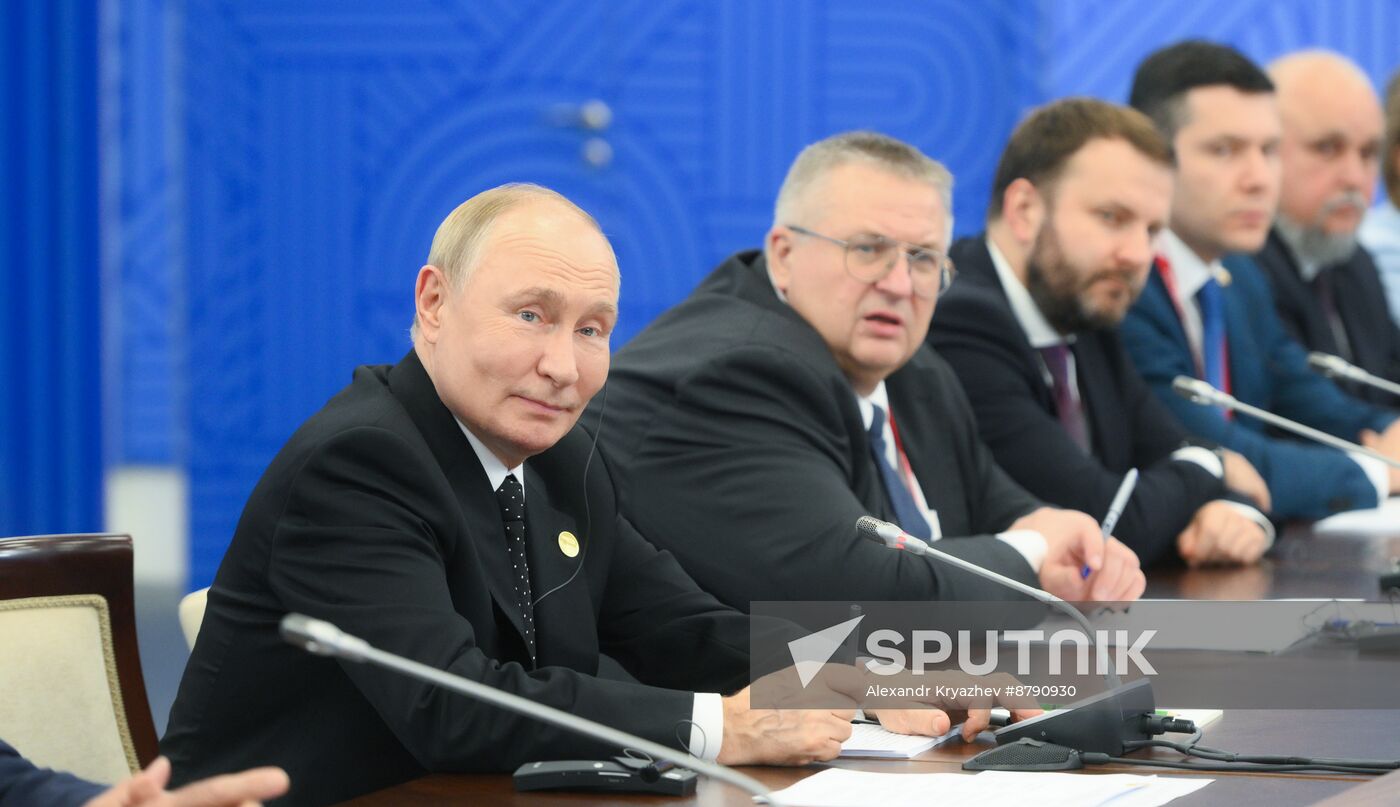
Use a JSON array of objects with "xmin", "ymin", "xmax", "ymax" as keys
[
  {"xmin": 1275, "ymin": 190, "xmax": 1368, "ymax": 272},
  {"xmin": 1024, "ymin": 220, "xmax": 1138, "ymax": 335}
]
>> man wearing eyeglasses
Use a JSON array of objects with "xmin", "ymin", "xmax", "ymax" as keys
[{"xmin": 584, "ymin": 131, "xmax": 1144, "ymax": 610}]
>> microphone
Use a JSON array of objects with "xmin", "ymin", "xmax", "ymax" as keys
[
  {"xmin": 1171, "ymin": 376, "xmax": 1400, "ymax": 469},
  {"xmin": 279, "ymin": 614, "xmax": 775, "ymax": 804},
  {"xmin": 855, "ymin": 516, "xmax": 1157, "ymax": 757},
  {"xmin": 855, "ymin": 516, "xmax": 1120, "ymax": 688},
  {"xmin": 1308, "ymin": 352, "xmax": 1400, "ymax": 400}
]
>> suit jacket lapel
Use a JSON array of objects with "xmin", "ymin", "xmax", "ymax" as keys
[
  {"xmin": 520, "ymin": 465, "xmax": 594, "ymax": 667},
  {"xmin": 387, "ymin": 350, "xmax": 535, "ymax": 651}
]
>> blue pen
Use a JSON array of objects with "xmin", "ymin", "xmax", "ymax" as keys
[{"xmin": 1083, "ymin": 469, "xmax": 1138, "ymax": 580}]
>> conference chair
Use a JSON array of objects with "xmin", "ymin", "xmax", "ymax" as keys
[
  {"xmin": 0, "ymin": 533, "xmax": 159, "ymax": 785},
  {"xmin": 178, "ymin": 587, "xmax": 209, "ymax": 648}
]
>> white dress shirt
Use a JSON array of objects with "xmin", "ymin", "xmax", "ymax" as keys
[
  {"xmin": 1157, "ymin": 230, "xmax": 1385, "ymax": 512},
  {"xmin": 456, "ymin": 418, "xmax": 723, "ymax": 760}
]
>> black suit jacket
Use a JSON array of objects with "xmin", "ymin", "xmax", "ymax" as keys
[
  {"xmin": 1256, "ymin": 228, "xmax": 1400, "ymax": 404},
  {"xmin": 585, "ymin": 250, "xmax": 1042, "ymax": 612},
  {"xmin": 162, "ymin": 351, "xmax": 767, "ymax": 806},
  {"xmin": 929, "ymin": 237, "xmax": 1227, "ymax": 565}
]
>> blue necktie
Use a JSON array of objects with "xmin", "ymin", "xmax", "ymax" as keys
[
  {"xmin": 1197, "ymin": 276, "xmax": 1227, "ymax": 395},
  {"xmin": 868, "ymin": 404, "xmax": 932, "ymax": 540}
]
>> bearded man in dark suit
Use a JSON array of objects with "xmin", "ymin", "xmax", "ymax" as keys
[{"xmin": 930, "ymin": 98, "xmax": 1273, "ymax": 567}]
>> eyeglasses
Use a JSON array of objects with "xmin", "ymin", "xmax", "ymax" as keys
[{"xmin": 786, "ymin": 225, "xmax": 956, "ymax": 299}]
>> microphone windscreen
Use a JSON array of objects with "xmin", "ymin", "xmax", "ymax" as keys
[{"xmin": 854, "ymin": 515, "xmax": 885, "ymax": 542}]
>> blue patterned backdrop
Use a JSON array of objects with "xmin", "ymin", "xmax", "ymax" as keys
[{"xmin": 91, "ymin": 0, "xmax": 1400, "ymax": 586}]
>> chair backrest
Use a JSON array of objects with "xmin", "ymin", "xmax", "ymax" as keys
[
  {"xmin": 178, "ymin": 587, "xmax": 209, "ymax": 649},
  {"xmin": 0, "ymin": 533, "xmax": 158, "ymax": 784}
]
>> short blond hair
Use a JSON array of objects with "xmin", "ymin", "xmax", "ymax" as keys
[
  {"xmin": 773, "ymin": 131, "xmax": 953, "ymax": 232},
  {"xmin": 412, "ymin": 183, "xmax": 606, "ymax": 338},
  {"xmin": 427, "ymin": 182, "xmax": 602, "ymax": 288}
]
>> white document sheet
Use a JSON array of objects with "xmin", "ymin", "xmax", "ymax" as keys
[
  {"xmin": 838, "ymin": 723, "xmax": 961, "ymax": 758},
  {"xmin": 766, "ymin": 769, "xmax": 1211, "ymax": 807},
  {"xmin": 1313, "ymin": 496, "xmax": 1400, "ymax": 535}
]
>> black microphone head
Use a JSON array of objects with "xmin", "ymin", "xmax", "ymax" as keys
[{"xmin": 963, "ymin": 739, "xmax": 1085, "ymax": 771}]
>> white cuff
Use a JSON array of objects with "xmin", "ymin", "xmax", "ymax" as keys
[
  {"xmin": 995, "ymin": 530, "xmax": 1047, "ymax": 573},
  {"xmin": 1348, "ymin": 453, "xmax": 1390, "ymax": 508},
  {"xmin": 689, "ymin": 693, "xmax": 724, "ymax": 760},
  {"xmin": 1218, "ymin": 500, "xmax": 1276, "ymax": 549},
  {"xmin": 1171, "ymin": 446, "xmax": 1224, "ymax": 478}
]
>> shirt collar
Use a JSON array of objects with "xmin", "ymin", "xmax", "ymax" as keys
[
  {"xmin": 1160, "ymin": 229, "xmax": 1226, "ymax": 301},
  {"xmin": 854, "ymin": 381, "xmax": 891, "ymax": 432},
  {"xmin": 986, "ymin": 237, "xmax": 1071, "ymax": 348},
  {"xmin": 456, "ymin": 417, "xmax": 525, "ymax": 494}
]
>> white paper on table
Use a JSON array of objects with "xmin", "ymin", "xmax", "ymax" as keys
[
  {"xmin": 838, "ymin": 722, "xmax": 960, "ymax": 758},
  {"xmin": 1314, "ymin": 496, "xmax": 1400, "ymax": 535},
  {"xmin": 764, "ymin": 769, "xmax": 1210, "ymax": 807}
]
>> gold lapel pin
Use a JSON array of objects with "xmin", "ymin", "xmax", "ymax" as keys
[
  {"xmin": 1214, "ymin": 267, "xmax": 1232, "ymax": 287},
  {"xmin": 558, "ymin": 531, "xmax": 580, "ymax": 558}
]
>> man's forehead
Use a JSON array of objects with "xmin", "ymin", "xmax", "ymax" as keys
[
  {"xmin": 812, "ymin": 168, "xmax": 947, "ymax": 244},
  {"xmin": 1180, "ymin": 85, "xmax": 1279, "ymax": 134},
  {"xmin": 478, "ymin": 205, "xmax": 618, "ymax": 279},
  {"xmin": 1060, "ymin": 140, "xmax": 1172, "ymax": 206}
]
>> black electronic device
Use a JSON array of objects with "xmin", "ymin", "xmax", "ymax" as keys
[
  {"xmin": 1380, "ymin": 561, "xmax": 1400, "ymax": 595},
  {"xmin": 513, "ymin": 758, "xmax": 699, "ymax": 795},
  {"xmin": 963, "ymin": 738, "xmax": 1085, "ymax": 771},
  {"xmin": 992, "ymin": 678, "xmax": 1156, "ymax": 755}
]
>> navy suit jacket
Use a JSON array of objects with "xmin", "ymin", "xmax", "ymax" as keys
[
  {"xmin": 1120, "ymin": 251, "xmax": 1395, "ymax": 520},
  {"xmin": 1255, "ymin": 228, "xmax": 1400, "ymax": 405},
  {"xmin": 931, "ymin": 237, "xmax": 1227, "ymax": 565},
  {"xmin": 0, "ymin": 739, "xmax": 105, "ymax": 807}
]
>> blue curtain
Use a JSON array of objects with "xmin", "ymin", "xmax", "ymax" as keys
[{"xmin": 0, "ymin": 1, "xmax": 102, "ymax": 537}]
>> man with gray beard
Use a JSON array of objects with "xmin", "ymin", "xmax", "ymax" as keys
[{"xmin": 1254, "ymin": 50, "xmax": 1400, "ymax": 404}]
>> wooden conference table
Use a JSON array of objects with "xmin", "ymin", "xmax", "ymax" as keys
[{"xmin": 346, "ymin": 524, "xmax": 1400, "ymax": 806}]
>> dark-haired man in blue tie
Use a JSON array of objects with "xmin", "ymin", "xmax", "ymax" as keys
[{"xmin": 1120, "ymin": 40, "xmax": 1400, "ymax": 520}]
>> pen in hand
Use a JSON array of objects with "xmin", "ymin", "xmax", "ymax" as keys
[{"xmin": 1082, "ymin": 468, "xmax": 1139, "ymax": 580}]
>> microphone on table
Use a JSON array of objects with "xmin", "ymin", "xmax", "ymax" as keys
[
  {"xmin": 1307, "ymin": 352, "xmax": 1400, "ymax": 401},
  {"xmin": 1171, "ymin": 376, "xmax": 1400, "ymax": 469},
  {"xmin": 854, "ymin": 516, "xmax": 1156, "ymax": 759},
  {"xmin": 279, "ymin": 614, "xmax": 775, "ymax": 804}
]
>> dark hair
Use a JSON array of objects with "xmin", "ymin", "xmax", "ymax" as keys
[
  {"xmin": 1383, "ymin": 67, "xmax": 1400, "ymax": 207},
  {"xmin": 1128, "ymin": 40, "xmax": 1274, "ymax": 143},
  {"xmin": 988, "ymin": 97, "xmax": 1171, "ymax": 219}
]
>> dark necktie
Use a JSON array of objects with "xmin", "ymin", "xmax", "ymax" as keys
[
  {"xmin": 495, "ymin": 475, "xmax": 536, "ymax": 662},
  {"xmin": 1038, "ymin": 344, "xmax": 1089, "ymax": 452},
  {"xmin": 868, "ymin": 404, "xmax": 932, "ymax": 540},
  {"xmin": 1313, "ymin": 270, "xmax": 1354, "ymax": 361}
]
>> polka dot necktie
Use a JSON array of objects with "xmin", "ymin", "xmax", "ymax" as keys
[{"xmin": 495, "ymin": 475, "xmax": 536, "ymax": 662}]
